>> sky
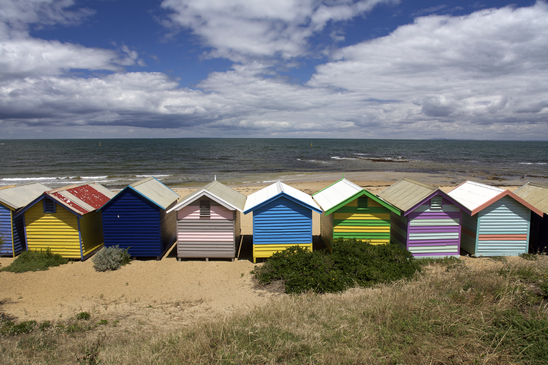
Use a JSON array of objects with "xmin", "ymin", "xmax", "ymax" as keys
[{"xmin": 1, "ymin": 0, "xmax": 547, "ymax": 140}]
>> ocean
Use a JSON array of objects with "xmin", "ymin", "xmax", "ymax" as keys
[{"xmin": 0, "ymin": 138, "xmax": 546, "ymax": 188}]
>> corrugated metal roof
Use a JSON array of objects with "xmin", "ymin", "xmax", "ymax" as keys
[
  {"xmin": 48, "ymin": 183, "xmax": 115, "ymax": 215},
  {"xmin": 447, "ymin": 181, "xmax": 504, "ymax": 213},
  {"xmin": 378, "ymin": 178, "xmax": 437, "ymax": 213},
  {"xmin": 513, "ymin": 183, "xmax": 548, "ymax": 215},
  {"xmin": 129, "ymin": 177, "xmax": 180, "ymax": 210},
  {"xmin": 448, "ymin": 180, "xmax": 543, "ymax": 216},
  {"xmin": 244, "ymin": 181, "xmax": 321, "ymax": 214},
  {"xmin": 0, "ymin": 183, "xmax": 49, "ymax": 210},
  {"xmin": 168, "ymin": 180, "xmax": 246, "ymax": 213},
  {"xmin": 313, "ymin": 178, "xmax": 363, "ymax": 213}
]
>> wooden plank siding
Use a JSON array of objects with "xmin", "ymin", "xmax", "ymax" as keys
[
  {"xmin": 320, "ymin": 213, "xmax": 334, "ymax": 251},
  {"xmin": 475, "ymin": 196, "xmax": 531, "ymax": 256},
  {"xmin": 331, "ymin": 196, "xmax": 391, "ymax": 245},
  {"xmin": 79, "ymin": 211, "xmax": 104, "ymax": 259},
  {"xmin": 176, "ymin": 198, "xmax": 236, "ymax": 259},
  {"xmin": 25, "ymin": 201, "xmax": 82, "ymax": 259},
  {"xmin": 252, "ymin": 196, "xmax": 313, "ymax": 262},
  {"xmin": 398, "ymin": 198, "xmax": 462, "ymax": 257},
  {"xmin": 102, "ymin": 189, "xmax": 166, "ymax": 258},
  {"xmin": 0, "ymin": 204, "xmax": 14, "ymax": 256}
]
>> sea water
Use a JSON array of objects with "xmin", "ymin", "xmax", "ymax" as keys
[{"xmin": 0, "ymin": 138, "xmax": 546, "ymax": 188}]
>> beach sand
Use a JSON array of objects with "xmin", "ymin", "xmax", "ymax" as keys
[{"xmin": 0, "ymin": 171, "xmax": 536, "ymax": 331}]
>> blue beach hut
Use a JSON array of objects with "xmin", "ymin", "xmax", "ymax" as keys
[
  {"xmin": 0, "ymin": 183, "xmax": 49, "ymax": 257},
  {"xmin": 101, "ymin": 177, "xmax": 180, "ymax": 259},
  {"xmin": 243, "ymin": 181, "xmax": 322, "ymax": 263}
]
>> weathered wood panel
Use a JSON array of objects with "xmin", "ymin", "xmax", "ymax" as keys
[{"xmin": 25, "ymin": 201, "xmax": 81, "ymax": 259}]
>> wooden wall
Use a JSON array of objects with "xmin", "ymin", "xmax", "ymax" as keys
[{"xmin": 176, "ymin": 198, "xmax": 237, "ymax": 259}]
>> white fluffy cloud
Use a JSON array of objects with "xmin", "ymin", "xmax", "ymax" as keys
[
  {"xmin": 161, "ymin": 0, "xmax": 395, "ymax": 61},
  {"xmin": 1, "ymin": 1, "xmax": 548, "ymax": 140}
]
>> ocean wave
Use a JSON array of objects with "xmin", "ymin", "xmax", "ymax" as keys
[
  {"xmin": 136, "ymin": 174, "xmax": 171, "ymax": 178},
  {"xmin": 80, "ymin": 176, "xmax": 108, "ymax": 179},
  {"xmin": 519, "ymin": 162, "xmax": 547, "ymax": 165}
]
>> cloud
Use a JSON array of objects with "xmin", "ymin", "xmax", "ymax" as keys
[
  {"xmin": 1, "ymin": 1, "xmax": 548, "ymax": 140},
  {"xmin": 160, "ymin": 0, "xmax": 397, "ymax": 61},
  {"xmin": 0, "ymin": 0, "xmax": 143, "ymax": 80}
]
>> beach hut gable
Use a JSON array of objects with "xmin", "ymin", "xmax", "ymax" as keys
[
  {"xmin": 101, "ymin": 178, "xmax": 179, "ymax": 258},
  {"xmin": 0, "ymin": 183, "xmax": 50, "ymax": 257},
  {"xmin": 448, "ymin": 180, "xmax": 540, "ymax": 256},
  {"xmin": 21, "ymin": 183, "xmax": 113, "ymax": 260},
  {"xmin": 172, "ymin": 180, "xmax": 246, "ymax": 260},
  {"xmin": 313, "ymin": 178, "xmax": 400, "ymax": 249},
  {"xmin": 378, "ymin": 179, "xmax": 464, "ymax": 258},
  {"xmin": 245, "ymin": 182, "xmax": 321, "ymax": 262}
]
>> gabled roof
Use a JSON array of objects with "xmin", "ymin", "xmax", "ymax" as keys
[
  {"xmin": 167, "ymin": 180, "xmax": 246, "ymax": 213},
  {"xmin": 378, "ymin": 179, "xmax": 437, "ymax": 213},
  {"xmin": 514, "ymin": 183, "xmax": 548, "ymax": 215},
  {"xmin": 243, "ymin": 181, "xmax": 322, "ymax": 214},
  {"xmin": 48, "ymin": 183, "xmax": 115, "ymax": 216},
  {"xmin": 0, "ymin": 183, "xmax": 49, "ymax": 210},
  {"xmin": 313, "ymin": 178, "xmax": 399, "ymax": 216},
  {"xmin": 121, "ymin": 177, "xmax": 180, "ymax": 210},
  {"xmin": 448, "ymin": 180, "xmax": 543, "ymax": 216}
]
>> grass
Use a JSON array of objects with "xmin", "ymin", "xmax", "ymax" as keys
[
  {"xmin": 1, "ymin": 257, "xmax": 548, "ymax": 364},
  {"xmin": 0, "ymin": 248, "xmax": 68, "ymax": 273}
]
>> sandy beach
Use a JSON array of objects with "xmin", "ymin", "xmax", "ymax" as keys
[{"xmin": 0, "ymin": 171, "xmax": 539, "ymax": 331}]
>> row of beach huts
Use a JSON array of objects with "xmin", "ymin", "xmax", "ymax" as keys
[{"xmin": 0, "ymin": 177, "xmax": 547, "ymax": 263}]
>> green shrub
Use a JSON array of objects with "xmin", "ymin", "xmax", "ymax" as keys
[
  {"xmin": 0, "ymin": 249, "xmax": 68, "ymax": 273},
  {"xmin": 331, "ymin": 238, "xmax": 421, "ymax": 287},
  {"xmin": 253, "ymin": 239, "xmax": 421, "ymax": 294},
  {"xmin": 76, "ymin": 312, "xmax": 91, "ymax": 321},
  {"xmin": 92, "ymin": 245, "xmax": 131, "ymax": 272}
]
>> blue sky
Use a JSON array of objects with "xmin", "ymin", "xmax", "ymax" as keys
[{"xmin": 1, "ymin": 0, "xmax": 547, "ymax": 139}]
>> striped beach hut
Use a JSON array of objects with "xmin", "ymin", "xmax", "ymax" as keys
[
  {"xmin": 514, "ymin": 183, "xmax": 548, "ymax": 252},
  {"xmin": 243, "ymin": 181, "xmax": 322, "ymax": 263},
  {"xmin": 448, "ymin": 181, "xmax": 543, "ymax": 256},
  {"xmin": 313, "ymin": 178, "xmax": 400, "ymax": 251},
  {"xmin": 101, "ymin": 177, "xmax": 180, "ymax": 258},
  {"xmin": 0, "ymin": 184, "xmax": 49, "ymax": 257},
  {"xmin": 19, "ymin": 183, "xmax": 114, "ymax": 260},
  {"xmin": 167, "ymin": 180, "xmax": 246, "ymax": 260},
  {"xmin": 378, "ymin": 179, "xmax": 467, "ymax": 258}
]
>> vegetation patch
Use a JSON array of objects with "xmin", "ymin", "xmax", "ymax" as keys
[
  {"xmin": 92, "ymin": 245, "xmax": 131, "ymax": 272},
  {"xmin": 253, "ymin": 238, "xmax": 421, "ymax": 294},
  {"xmin": 0, "ymin": 248, "xmax": 68, "ymax": 273}
]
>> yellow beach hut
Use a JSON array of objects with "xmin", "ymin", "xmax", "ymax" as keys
[{"xmin": 19, "ymin": 183, "xmax": 115, "ymax": 260}]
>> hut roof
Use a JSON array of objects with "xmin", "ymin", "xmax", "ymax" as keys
[
  {"xmin": 48, "ymin": 183, "xmax": 115, "ymax": 215},
  {"xmin": 377, "ymin": 178, "xmax": 437, "ymax": 213},
  {"xmin": 514, "ymin": 183, "xmax": 548, "ymax": 214},
  {"xmin": 126, "ymin": 177, "xmax": 180, "ymax": 210},
  {"xmin": 0, "ymin": 183, "xmax": 49, "ymax": 210},
  {"xmin": 168, "ymin": 180, "xmax": 246, "ymax": 213},
  {"xmin": 448, "ymin": 181, "xmax": 542, "ymax": 216},
  {"xmin": 243, "ymin": 181, "xmax": 321, "ymax": 214},
  {"xmin": 313, "ymin": 178, "xmax": 399, "ymax": 215}
]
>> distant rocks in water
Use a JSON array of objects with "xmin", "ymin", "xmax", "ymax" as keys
[{"xmin": 357, "ymin": 156, "xmax": 409, "ymax": 163}]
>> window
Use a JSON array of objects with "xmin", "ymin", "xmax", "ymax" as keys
[
  {"xmin": 43, "ymin": 198, "xmax": 56, "ymax": 213},
  {"xmin": 430, "ymin": 196, "xmax": 442, "ymax": 210},
  {"xmin": 200, "ymin": 199, "xmax": 210, "ymax": 217},
  {"xmin": 357, "ymin": 196, "xmax": 368, "ymax": 209}
]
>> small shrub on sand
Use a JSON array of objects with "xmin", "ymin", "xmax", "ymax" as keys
[
  {"xmin": 92, "ymin": 245, "xmax": 131, "ymax": 272},
  {"xmin": 0, "ymin": 249, "xmax": 68, "ymax": 273},
  {"xmin": 253, "ymin": 238, "xmax": 421, "ymax": 294}
]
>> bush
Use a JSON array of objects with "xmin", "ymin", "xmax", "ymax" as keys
[
  {"xmin": 92, "ymin": 245, "xmax": 131, "ymax": 272},
  {"xmin": 253, "ymin": 238, "xmax": 421, "ymax": 294},
  {"xmin": 331, "ymin": 238, "xmax": 421, "ymax": 287},
  {"xmin": 0, "ymin": 249, "xmax": 68, "ymax": 273}
]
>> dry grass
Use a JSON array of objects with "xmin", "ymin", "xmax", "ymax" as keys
[{"xmin": 2, "ymin": 256, "xmax": 548, "ymax": 364}]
